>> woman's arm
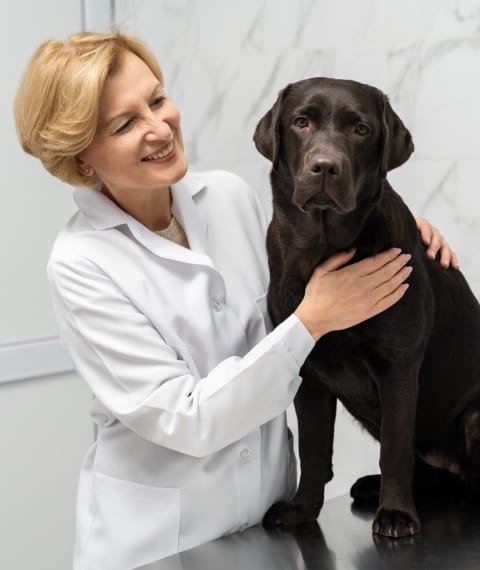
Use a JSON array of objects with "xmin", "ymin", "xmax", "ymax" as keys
[
  {"xmin": 48, "ymin": 245, "xmax": 410, "ymax": 457},
  {"xmin": 47, "ymin": 254, "xmax": 312, "ymax": 458}
]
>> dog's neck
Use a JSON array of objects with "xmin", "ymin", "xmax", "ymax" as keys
[{"xmin": 270, "ymin": 170, "xmax": 410, "ymax": 282}]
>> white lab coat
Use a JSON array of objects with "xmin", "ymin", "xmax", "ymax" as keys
[{"xmin": 47, "ymin": 170, "xmax": 315, "ymax": 570}]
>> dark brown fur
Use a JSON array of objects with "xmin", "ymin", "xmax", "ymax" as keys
[{"xmin": 253, "ymin": 77, "xmax": 480, "ymax": 537}]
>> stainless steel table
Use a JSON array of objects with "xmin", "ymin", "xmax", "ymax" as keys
[{"xmin": 136, "ymin": 493, "xmax": 480, "ymax": 569}]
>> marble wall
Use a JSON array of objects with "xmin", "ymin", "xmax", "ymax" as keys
[
  {"xmin": 114, "ymin": 0, "xmax": 480, "ymax": 296},
  {"xmin": 104, "ymin": 0, "xmax": 480, "ymax": 498}
]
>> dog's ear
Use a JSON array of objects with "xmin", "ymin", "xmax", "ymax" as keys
[
  {"xmin": 253, "ymin": 85, "xmax": 291, "ymax": 171},
  {"xmin": 380, "ymin": 94, "xmax": 414, "ymax": 177}
]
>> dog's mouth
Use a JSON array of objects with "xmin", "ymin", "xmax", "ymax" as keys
[
  {"xmin": 293, "ymin": 175, "xmax": 357, "ymax": 215},
  {"xmin": 293, "ymin": 190, "xmax": 356, "ymax": 215}
]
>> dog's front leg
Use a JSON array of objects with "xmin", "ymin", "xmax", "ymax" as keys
[
  {"xmin": 263, "ymin": 368, "xmax": 336, "ymax": 526},
  {"xmin": 375, "ymin": 371, "xmax": 420, "ymax": 537}
]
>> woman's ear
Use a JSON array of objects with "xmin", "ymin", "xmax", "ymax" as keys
[{"xmin": 76, "ymin": 157, "xmax": 95, "ymax": 177}]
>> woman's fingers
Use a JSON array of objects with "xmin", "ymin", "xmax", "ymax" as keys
[
  {"xmin": 339, "ymin": 248, "xmax": 411, "ymax": 289},
  {"xmin": 371, "ymin": 264, "xmax": 413, "ymax": 306},
  {"xmin": 365, "ymin": 252, "xmax": 412, "ymax": 289},
  {"xmin": 316, "ymin": 247, "xmax": 411, "ymax": 283},
  {"xmin": 346, "ymin": 248, "xmax": 403, "ymax": 278},
  {"xmin": 417, "ymin": 216, "xmax": 460, "ymax": 270},
  {"xmin": 425, "ymin": 227, "xmax": 441, "ymax": 257},
  {"xmin": 349, "ymin": 251, "xmax": 412, "ymax": 319},
  {"xmin": 448, "ymin": 249, "xmax": 460, "ymax": 270},
  {"xmin": 416, "ymin": 217, "xmax": 432, "ymax": 248},
  {"xmin": 315, "ymin": 248, "xmax": 357, "ymax": 274},
  {"xmin": 428, "ymin": 229, "xmax": 460, "ymax": 269},
  {"xmin": 369, "ymin": 282, "xmax": 410, "ymax": 318}
]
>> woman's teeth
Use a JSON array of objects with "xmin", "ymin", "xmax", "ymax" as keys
[{"xmin": 143, "ymin": 141, "xmax": 174, "ymax": 161}]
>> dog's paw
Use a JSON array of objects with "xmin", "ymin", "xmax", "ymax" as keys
[
  {"xmin": 372, "ymin": 532, "xmax": 418, "ymax": 552},
  {"xmin": 350, "ymin": 474, "xmax": 381, "ymax": 504},
  {"xmin": 263, "ymin": 501, "xmax": 320, "ymax": 526},
  {"xmin": 372, "ymin": 508, "xmax": 421, "ymax": 538}
]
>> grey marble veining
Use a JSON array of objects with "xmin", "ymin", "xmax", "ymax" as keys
[
  {"xmin": 113, "ymin": 0, "xmax": 480, "ymax": 297},
  {"xmin": 106, "ymin": 1, "xmax": 480, "ymax": 499}
]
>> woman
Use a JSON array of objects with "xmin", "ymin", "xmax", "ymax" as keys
[{"xmin": 14, "ymin": 32, "xmax": 457, "ymax": 570}]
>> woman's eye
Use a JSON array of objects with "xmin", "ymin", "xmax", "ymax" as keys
[
  {"xmin": 293, "ymin": 116, "xmax": 309, "ymax": 128},
  {"xmin": 115, "ymin": 118, "xmax": 135, "ymax": 134},
  {"xmin": 355, "ymin": 122, "xmax": 370, "ymax": 135},
  {"xmin": 151, "ymin": 96, "xmax": 165, "ymax": 108}
]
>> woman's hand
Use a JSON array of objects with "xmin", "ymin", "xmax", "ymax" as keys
[
  {"xmin": 295, "ymin": 248, "xmax": 412, "ymax": 341},
  {"xmin": 416, "ymin": 217, "xmax": 459, "ymax": 269}
]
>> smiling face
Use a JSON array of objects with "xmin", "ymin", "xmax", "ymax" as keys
[{"xmin": 78, "ymin": 50, "xmax": 188, "ymax": 221}]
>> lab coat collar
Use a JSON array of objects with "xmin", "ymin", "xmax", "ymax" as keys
[{"xmin": 73, "ymin": 171, "xmax": 214, "ymax": 268}]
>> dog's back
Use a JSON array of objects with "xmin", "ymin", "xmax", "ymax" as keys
[{"xmin": 416, "ymin": 255, "xmax": 480, "ymax": 439}]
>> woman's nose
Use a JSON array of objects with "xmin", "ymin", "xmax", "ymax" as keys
[{"xmin": 144, "ymin": 114, "xmax": 172, "ymax": 142}]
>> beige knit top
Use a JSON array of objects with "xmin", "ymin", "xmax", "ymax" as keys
[{"xmin": 155, "ymin": 215, "xmax": 190, "ymax": 249}]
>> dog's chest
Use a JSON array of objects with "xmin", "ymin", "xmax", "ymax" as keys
[{"xmin": 306, "ymin": 331, "xmax": 385, "ymax": 432}]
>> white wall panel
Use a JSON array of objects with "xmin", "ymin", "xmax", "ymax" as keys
[
  {"xmin": 1, "ymin": 5, "xmax": 93, "ymax": 570},
  {"xmin": 1, "ymin": 0, "xmax": 81, "ymax": 347}
]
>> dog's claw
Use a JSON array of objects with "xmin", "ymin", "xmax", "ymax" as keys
[{"xmin": 372, "ymin": 508, "xmax": 420, "ymax": 538}]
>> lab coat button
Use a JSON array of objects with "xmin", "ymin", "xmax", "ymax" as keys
[
  {"xmin": 240, "ymin": 447, "xmax": 251, "ymax": 459},
  {"xmin": 212, "ymin": 299, "xmax": 222, "ymax": 312}
]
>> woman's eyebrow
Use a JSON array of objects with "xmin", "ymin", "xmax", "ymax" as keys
[{"xmin": 101, "ymin": 83, "xmax": 164, "ymax": 128}]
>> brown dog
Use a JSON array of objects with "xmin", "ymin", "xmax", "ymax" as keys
[{"xmin": 253, "ymin": 77, "xmax": 480, "ymax": 538}]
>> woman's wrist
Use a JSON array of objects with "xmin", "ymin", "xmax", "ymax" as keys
[{"xmin": 294, "ymin": 306, "xmax": 327, "ymax": 342}]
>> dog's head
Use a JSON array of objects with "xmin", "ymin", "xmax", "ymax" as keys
[{"xmin": 253, "ymin": 78, "xmax": 413, "ymax": 215}]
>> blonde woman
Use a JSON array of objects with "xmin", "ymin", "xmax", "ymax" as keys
[{"xmin": 15, "ymin": 32, "xmax": 456, "ymax": 570}]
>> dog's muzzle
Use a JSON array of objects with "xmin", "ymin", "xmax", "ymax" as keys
[{"xmin": 293, "ymin": 153, "xmax": 355, "ymax": 214}]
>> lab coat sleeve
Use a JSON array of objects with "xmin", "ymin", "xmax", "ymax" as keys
[{"xmin": 48, "ymin": 254, "xmax": 315, "ymax": 457}]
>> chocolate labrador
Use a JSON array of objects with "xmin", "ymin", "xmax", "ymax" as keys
[{"xmin": 253, "ymin": 77, "xmax": 480, "ymax": 538}]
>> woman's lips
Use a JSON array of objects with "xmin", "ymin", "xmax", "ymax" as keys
[{"xmin": 142, "ymin": 139, "xmax": 175, "ymax": 162}]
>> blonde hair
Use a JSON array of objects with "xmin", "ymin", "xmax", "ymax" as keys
[{"xmin": 14, "ymin": 31, "xmax": 164, "ymax": 188}]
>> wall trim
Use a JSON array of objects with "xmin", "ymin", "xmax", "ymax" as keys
[
  {"xmin": 0, "ymin": 337, "xmax": 74, "ymax": 385},
  {"xmin": 82, "ymin": 0, "xmax": 115, "ymax": 32}
]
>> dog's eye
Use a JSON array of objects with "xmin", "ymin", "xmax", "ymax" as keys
[
  {"xmin": 355, "ymin": 122, "xmax": 370, "ymax": 136},
  {"xmin": 292, "ymin": 116, "xmax": 309, "ymax": 129}
]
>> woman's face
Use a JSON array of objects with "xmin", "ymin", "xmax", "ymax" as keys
[{"xmin": 79, "ymin": 51, "xmax": 188, "ymax": 202}]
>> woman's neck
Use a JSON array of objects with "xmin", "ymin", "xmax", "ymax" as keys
[{"xmin": 101, "ymin": 184, "xmax": 172, "ymax": 231}]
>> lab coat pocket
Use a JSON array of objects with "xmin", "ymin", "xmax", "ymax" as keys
[
  {"xmin": 86, "ymin": 473, "xmax": 180, "ymax": 570},
  {"xmin": 255, "ymin": 292, "xmax": 273, "ymax": 334}
]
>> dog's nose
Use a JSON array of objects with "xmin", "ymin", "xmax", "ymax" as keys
[{"xmin": 308, "ymin": 157, "xmax": 342, "ymax": 177}]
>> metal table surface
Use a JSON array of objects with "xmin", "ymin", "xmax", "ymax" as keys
[{"xmin": 136, "ymin": 493, "xmax": 480, "ymax": 570}]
